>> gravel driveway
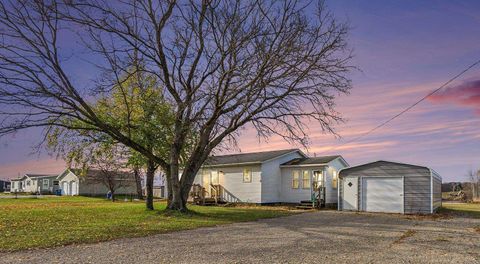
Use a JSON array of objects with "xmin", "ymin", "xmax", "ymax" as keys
[{"xmin": 1, "ymin": 210, "xmax": 479, "ymax": 264}]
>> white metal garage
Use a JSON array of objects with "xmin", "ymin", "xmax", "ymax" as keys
[{"xmin": 338, "ymin": 161, "xmax": 442, "ymax": 214}]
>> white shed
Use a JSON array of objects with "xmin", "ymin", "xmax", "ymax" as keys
[{"xmin": 338, "ymin": 161, "xmax": 442, "ymax": 214}]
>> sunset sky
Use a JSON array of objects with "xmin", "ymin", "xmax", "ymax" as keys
[{"xmin": 0, "ymin": 1, "xmax": 479, "ymax": 182}]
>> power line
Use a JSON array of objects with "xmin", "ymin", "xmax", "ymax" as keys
[{"xmin": 320, "ymin": 58, "xmax": 480, "ymax": 154}]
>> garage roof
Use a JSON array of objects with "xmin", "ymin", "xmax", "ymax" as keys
[
  {"xmin": 338, "ymin": 160, "xmax": 441, "ymax": 180},
  {"xmin": 340, "ymin": 160, "xmax": 429, "ymax": 173}
]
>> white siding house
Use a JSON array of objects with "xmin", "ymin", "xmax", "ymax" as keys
[
  {"xmin": 9, "ymin": 169, "xmax": 137, "ymax": 196},
  {"xmin": 57, "ymin": 169, "xmax": 137, "ymax": 196},
  {"xmin": 192, "ymin": 149, "xmax": 348, "ymax": 205},
  {"xmin": 9, "ymin": 174, "xmax": 58, "ymax": 194}
]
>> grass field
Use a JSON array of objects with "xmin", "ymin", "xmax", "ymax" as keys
[
  {"xmin": 439, "ymin": 202, "xmax": 480, "ymax": 218},
  {"xmin": 0, "ymin": 197, "xmax": 295, "ymax": 252}
]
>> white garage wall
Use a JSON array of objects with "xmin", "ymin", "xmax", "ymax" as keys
[{"xmin": 339, "ymin": 161, "xmax": 440, "ymax": 214}]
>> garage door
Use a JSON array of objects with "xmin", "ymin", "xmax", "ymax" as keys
[{"xmin": 362, "ymin": 177, "xmax": 403, "ymax": 213}]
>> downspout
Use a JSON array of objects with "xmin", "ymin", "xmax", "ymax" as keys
[
  {"xmin": 337, "ymin": 168, "xmax": 345, "ymax": 211},
  {"xmin": 429, "ymin": 169, "xmax": 433, "ymax": 214}
]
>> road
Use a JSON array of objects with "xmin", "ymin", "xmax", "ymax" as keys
[{"xmin": 1, "ymin": 210, "xmax": 479, "ymax": 263}]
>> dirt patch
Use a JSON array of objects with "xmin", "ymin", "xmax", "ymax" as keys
[
  {"xmin": 2, "ymin": 211, "xmax": 479, "ymax": 264},
  {"xmin": 404, "ymin": 213, "xmax": 451, "ymax": 221},
  {"xmin": 393, "ymin": 229, "xmax": 417, "ymax": 244}
]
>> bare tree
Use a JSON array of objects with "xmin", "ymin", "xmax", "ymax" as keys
[
  {"xmin": 83, "ymin": 145, "xmax": 133, "ymax": 202},
  {"xmin": 0, "ymin": 0, "xmax": 353, "ymax": 211}
]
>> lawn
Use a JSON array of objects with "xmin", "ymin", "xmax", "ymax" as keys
[
  {"xmin": 439, "ymin": 202, "xmax": 480, "ymax": 218},
  {"xmin": 0, "ymin": 197, "xmax": 295, "ymax": 251}
]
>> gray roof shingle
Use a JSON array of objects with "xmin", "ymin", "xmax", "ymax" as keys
[
  {"xmin": 204, "ymin": 149, "xmax": 302, "ymax": 166},
  {"xmin": 25, "ymin": 174, "xmax": 58, "ymax": 179},
  {"xmin": 281, "ymin": 156, "xmax": 341, "ymax": 166},
  {"xmin": 67, "ymin": 169, "xmax": 135, "ymax": 182}
]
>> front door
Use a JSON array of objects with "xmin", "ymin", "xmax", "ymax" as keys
[
  {"xmin": 71, "ymin": 182, "xmax": 77, "ymax": 196},
  {"xmin": 63, "ymin": 182, "xmax": 69, "ymax": 195},
  {"xmin": 210, "ymin": 171, "xmax": 219, "ymax": 185},
  {"xmin": 343, "ymin": 177, "xmax": 358, "ymax": 211},
  {"xmin": 202, "ymin": 170, "xmax": 210, "ymax": 197}
]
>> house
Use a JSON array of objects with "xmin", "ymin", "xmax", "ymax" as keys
[
  {"xmin": 10, "ymin": 169, "xmax": 138, "ymax": 196},
  {"xmin": 56, "ymin": 168, "xmax": 138, "ymax": 196},
  {"xmin": 10, "ymin": 174, "xmax": 59, "ymax": 194},
  {"xmin": 191, "ymin": 149, "xmax": 348, "ymax": 206},
  {"xmin": 338, "ymin": 161, "xmax": 442, "ymax": 214},
  {"xmin": 0, "ymin": 179, "xmax": 10, "ymax": 192}
]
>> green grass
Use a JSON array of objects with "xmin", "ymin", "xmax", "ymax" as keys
[
  {"xmin": 0, "ymin": 197, "xmax": 295, "ymax": 251},
  {"xmin": 439, "ymin": 202, "xmax": 480, "ymax": 218}
]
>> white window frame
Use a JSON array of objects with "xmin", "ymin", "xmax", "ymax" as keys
[
  {"xmin": 302, "ymin": 171, "xmax": 310, "ymax": 189},
  {"xmin": 243, "ymin": 168, "xmax": 252, "ymax": 183},
  {"xmin": 43, "ymin": 179, "xmax": 49, "ymax": 189},
  {"xmin": 292, "ymin": 170, "xmax": 300, "ymax": 189}
]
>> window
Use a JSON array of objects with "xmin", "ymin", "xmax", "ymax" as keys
[
  {"xmin": 43, "ymin": 179, "xmax": 49, "ymax": 189},
  {"xmin": 26, "ymin": 180, "xmax": 31, "ymax": 186},
  {"xmin": 243, "ymin": 168, "xmax": 252, "ymax": 183},
  {"xmin": 302, "ymin": 171, "xmax": 310, "ymax": 189},
  {"xmin": 292, "ymin": 171, "xmax": 299, "ymax": 189},
  {"xmin": 332, "ymin": 170, "xmax": 338, "ymax": 189}
]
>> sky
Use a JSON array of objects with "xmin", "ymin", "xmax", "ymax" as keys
[{"xmin": 1, "ymin": 0, "xmax": 480, "ymax": 182}]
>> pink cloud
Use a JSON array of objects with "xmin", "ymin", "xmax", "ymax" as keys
[
  {"xmin": 0, "ymin": 159, "xmax": 65, "ymax": 180},
  {"xmin": 429, "ymin": 79, "xmax": 480, "ymax": 114}
]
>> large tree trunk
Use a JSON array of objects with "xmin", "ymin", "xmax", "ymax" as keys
[
  {"xmin": 167, "ymin": 167, "xmax": 187, "ymax": 211},
  {"xmin": 167, "ymin": 145, "xmax": 188, "ymax": 212},
  {"xmin": 145, "ymin": 159, "xmax": 156, "ymax": 210},
  {"xmin": 168, "ymin": 184, "xmax": 186, "ymax": 211},
  {"xmin": 133, "ymin": 167, "xmax": 144, "ymax": 200},
  {"xmin": 166, "ymin": 139, "xmax": 214, "ymax": 212},
  {"xmin": 164, "ymin": 168, "xmax": 173, "ymax": 207}
]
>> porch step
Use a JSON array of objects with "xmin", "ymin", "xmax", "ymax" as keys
[
  {"xmin": 295, "ymin": 205, "xmax": 315, "ymax": 210},
  {"xmin": 295, "ymin": 200, "xmax": 315, "ymax": 210},
  {"xmin": 203, "ymin": 198, "xmax": 217, "ymax": 206},
  {"xmin": 300, "ymin": 200, "xmax": 313, "ymax": 206}
]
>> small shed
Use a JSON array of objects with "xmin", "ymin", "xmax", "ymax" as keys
[{"xmin": 338, "ymin": 161, "xmax": 441, "ymax": 214}]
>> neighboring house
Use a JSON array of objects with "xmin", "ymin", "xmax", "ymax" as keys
[
  {"xmin": 192, "ymin": 149, "xmax": 348, "ymax": 205},
  {"xmin": 9, "ymin": 174, "xmax": 59, "ymax": 194},
  {"xmin": 9, "ymin": 169, "xmax": 137, "ymax": 196},
  {"xmin": 0, "ymin": 180, "xmax": 10, "ymax": 192},
  {"xmin": 57, "ymin": 168, "xmax": 138, "ymax": 196},
  {"xmin": 142, "ymin": 173, "xmax": 167, "ymax": 198},
  {"xmin": 338, "ymin": 161, "xmax": 442, "ymax": 214}
]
